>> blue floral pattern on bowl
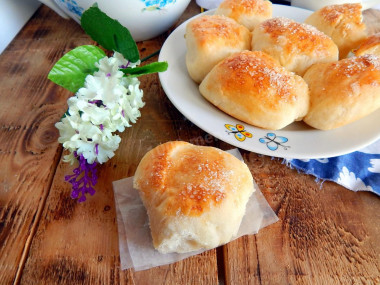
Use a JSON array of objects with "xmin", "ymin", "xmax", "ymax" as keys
[
  {"xmin": 141, "ymin": 0, "xmax": 176, "ymax": 11},
  {"xmin": 58, "ymin": 0, "xmax": 84, "ymax": 17}
]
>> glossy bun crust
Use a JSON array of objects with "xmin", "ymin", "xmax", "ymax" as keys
[
  {"xmin": 251, "ymin": 17, "xmax": 338, "ymax": 76},
  {"xmin": 355, "ymin": 33, "xmax": 380, "ymax": 57},
  {"xmin": 215, "ymin": 0, "xmax": 272, "ymax": 31},
  {"xmin": 185, "ymin": 15, "xmax": 251, "ymax": 83},
  {"xmin": 133, "ymin": 141, "xmax": 254, "ymax": 253},
  {"xmin": 199, "ymin": 51, "xmax": 309, "ymax": 130},
  {"xmin": 304, "ymin": 3, "xmax": 367, "ymax": 59},
  {"xmin": 303, "ymin": 55, "xmax": 380, "ymax": 130}
]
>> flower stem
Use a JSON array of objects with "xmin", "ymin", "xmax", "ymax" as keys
[{"xmin": 141, "ymin": 49, "xmax": 160, "ymax": 62}]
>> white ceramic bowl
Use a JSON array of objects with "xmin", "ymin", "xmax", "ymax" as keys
[{"xmin": 39, "ymin": 0, "xmax": 191, "ymax": 42}]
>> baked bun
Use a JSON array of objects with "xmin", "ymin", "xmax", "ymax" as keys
[
  {"xmin": 185, "ymin": 15, "xmax": 251, "ymax": 84},
  {"xmin": 354, "ymin": 33, "xmax": 380, "ymax": 57},
  {"xmin": 199, "ymin": 51, "xmax": 309, "ymax": 130},
  {"xmin": 133, "ymin": 141, "xmax": 254, "ymax": 253},
  {"xmin": 215, "ymin": 0, "xmax": 272, "ymax": 31},
  {"xmin": 251, "ymin": 17, "xmax": 339, "ymax": 76},
  {"xmin": 303, "ymin": 55, "xmax": 380, "ymax": 130},
  {"xmin": 304, "ymin": 3, "xmax": 367, "ymax": 59}
]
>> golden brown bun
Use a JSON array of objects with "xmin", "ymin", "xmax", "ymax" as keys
[
  {"xmin": 133, "ymin": 141, "xmax": 254, "ymax": 253},
  {"xmin": 251, "ymin": 17, "xmax": 339, "ymax": 76},
  {"xmin": 304, "ymin": 3, "xmax": 367, "ymax": 59},
  {"xmin": 199, "ymin": 51, "xmax": 309, "ymax": 130},
  {"xmin": 185, "ymin": 15, "xmax": 251, "ymax": 84},
  {"xmin": 303, "ymin": 55, "xmax": 380, "ymax": 130},
  {"xmin": 354, "ymin": 33, "xmax": 380, "ymax": 57},
  {"xmin": 215, "ymin": 0, "xmax": 272, "ymax": 31}
]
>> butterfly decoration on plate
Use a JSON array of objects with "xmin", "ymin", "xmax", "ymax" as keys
[
  {"xmin": 225, "ymin": 124, "xmax": 253, "ymax": 142},
  {"xmin": 259, "ymin": 133, "xmax": 290, "ymax": 151}
]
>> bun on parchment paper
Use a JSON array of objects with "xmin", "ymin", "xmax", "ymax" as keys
[
  {"xmin": 185, "ymin": 14, "xmax": 251, "ymax": 84},
  {"xmin": 304, "ymin": 3, "xmax": 367, "ymax": 59},
  {"xmin": 303, "ymin": 54, "xmax": 380, "ymax": 130},
  {"xmin": 199, "ymin": 51, "xmax": 309, "ymax": 130},
  {"xmin": 354, "ymin": 33, "xmax": 380, "ymax": 57},
  {"xmin": 214, "ymin": 0, "xmax": 272, "ymax": 31},
  {"xmin": 251, "ymin": 17, "xmax": 339, "ymax": 76},
  {"xmin": 133, "ymin": 141, "xmax": 255, "ymax": 254}
]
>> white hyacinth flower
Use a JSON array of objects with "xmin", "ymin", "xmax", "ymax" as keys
[{"xmin": 56, "ymin": 52, "xmax": 144, "ymax": 164}]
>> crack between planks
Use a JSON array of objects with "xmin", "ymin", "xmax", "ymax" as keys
[
  {"xmin": 217, "ymin": 246, "xmax": 226, "ymax": 285},
  {"xmin": 13, "ymin": 146, "xmax": 64, "ymax": 285},
  {"xmin": 254, "ymin": 236, "xmax": 262, "ymax": 285}
]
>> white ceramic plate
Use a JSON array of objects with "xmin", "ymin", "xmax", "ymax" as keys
[{"xmin": 158, "ymin": 5, "xmax": 380, "ymax": 159}]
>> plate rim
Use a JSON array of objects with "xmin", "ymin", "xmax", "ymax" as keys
[{"xmin": 158, "ymin": 5, "xmax": 380, "ymax": 159}]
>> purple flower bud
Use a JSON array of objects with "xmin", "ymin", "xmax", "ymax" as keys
[{"xmin": 65, "ymin": 154, "xmax": 98, "ymax": 202}]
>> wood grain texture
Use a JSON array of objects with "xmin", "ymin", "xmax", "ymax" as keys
[
  {"xmin": 0, "ymin": 6, "xmax": 78, "ymax": 285},
  {"xmin": 223, "ymin": 153, "xmax": 380, "ymax": 285}
]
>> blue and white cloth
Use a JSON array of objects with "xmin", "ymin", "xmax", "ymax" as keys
[{"xmin": 286, "ymin": 139, "xmax": 380, "ymax": 196}]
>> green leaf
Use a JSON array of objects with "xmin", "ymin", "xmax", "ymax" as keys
[
  {"xmin": 48, "ymin": 45, "xmax": 106, "ymax": 93},
  {"xmin": 120, "ymin": 62, "xmax": 168, "ymax": 77},
  {"xmin": 81, "ymin": 5, "xmax": 139, "ymax": 63}
]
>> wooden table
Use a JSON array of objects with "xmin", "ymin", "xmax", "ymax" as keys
[{"xmin": 1, "ymin": 2, "xmax": 379, "ymax": 284}]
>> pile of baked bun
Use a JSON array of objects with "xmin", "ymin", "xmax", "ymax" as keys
[{"xmin": 185, "ymin": 0, "xmax": 380, "ymax": 130}]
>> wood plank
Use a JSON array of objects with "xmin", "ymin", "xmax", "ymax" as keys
[
  {"xmin": 19, "ymin": 2, "xmax": 219, "ymax": 284},
  {"xmin": 0, "ymin": 6, "xmax": 81, "ymax": 285},
  {"xmin": 223, "ymin": 153, "xmax": 380, "ymax": 284}
]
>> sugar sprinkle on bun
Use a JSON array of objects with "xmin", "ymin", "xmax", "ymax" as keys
[
  {"xmin": 303, "ymin": 55, "xmax": 380, "ymax": 130},
  {"xmin": 215, "ymin": 0, "xmax": 272, "ymax": 31},
  {"xmin": 185, "ymin": 15, "xmax": 251, "ymax": 84},
  {"xmin": 304, "ymin": 3, "xmax": 367, "ymax": 59},
  {"xmin": 251, "ymin": 17, "xmax": 339, "ymax": 76},
  {"xmin": 199, "ymin": 51, "xmax": 309, "ymax": 130},
  {"xmin": 133, "ymin": 141, "xmax": 255, "ymax": 253}
]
